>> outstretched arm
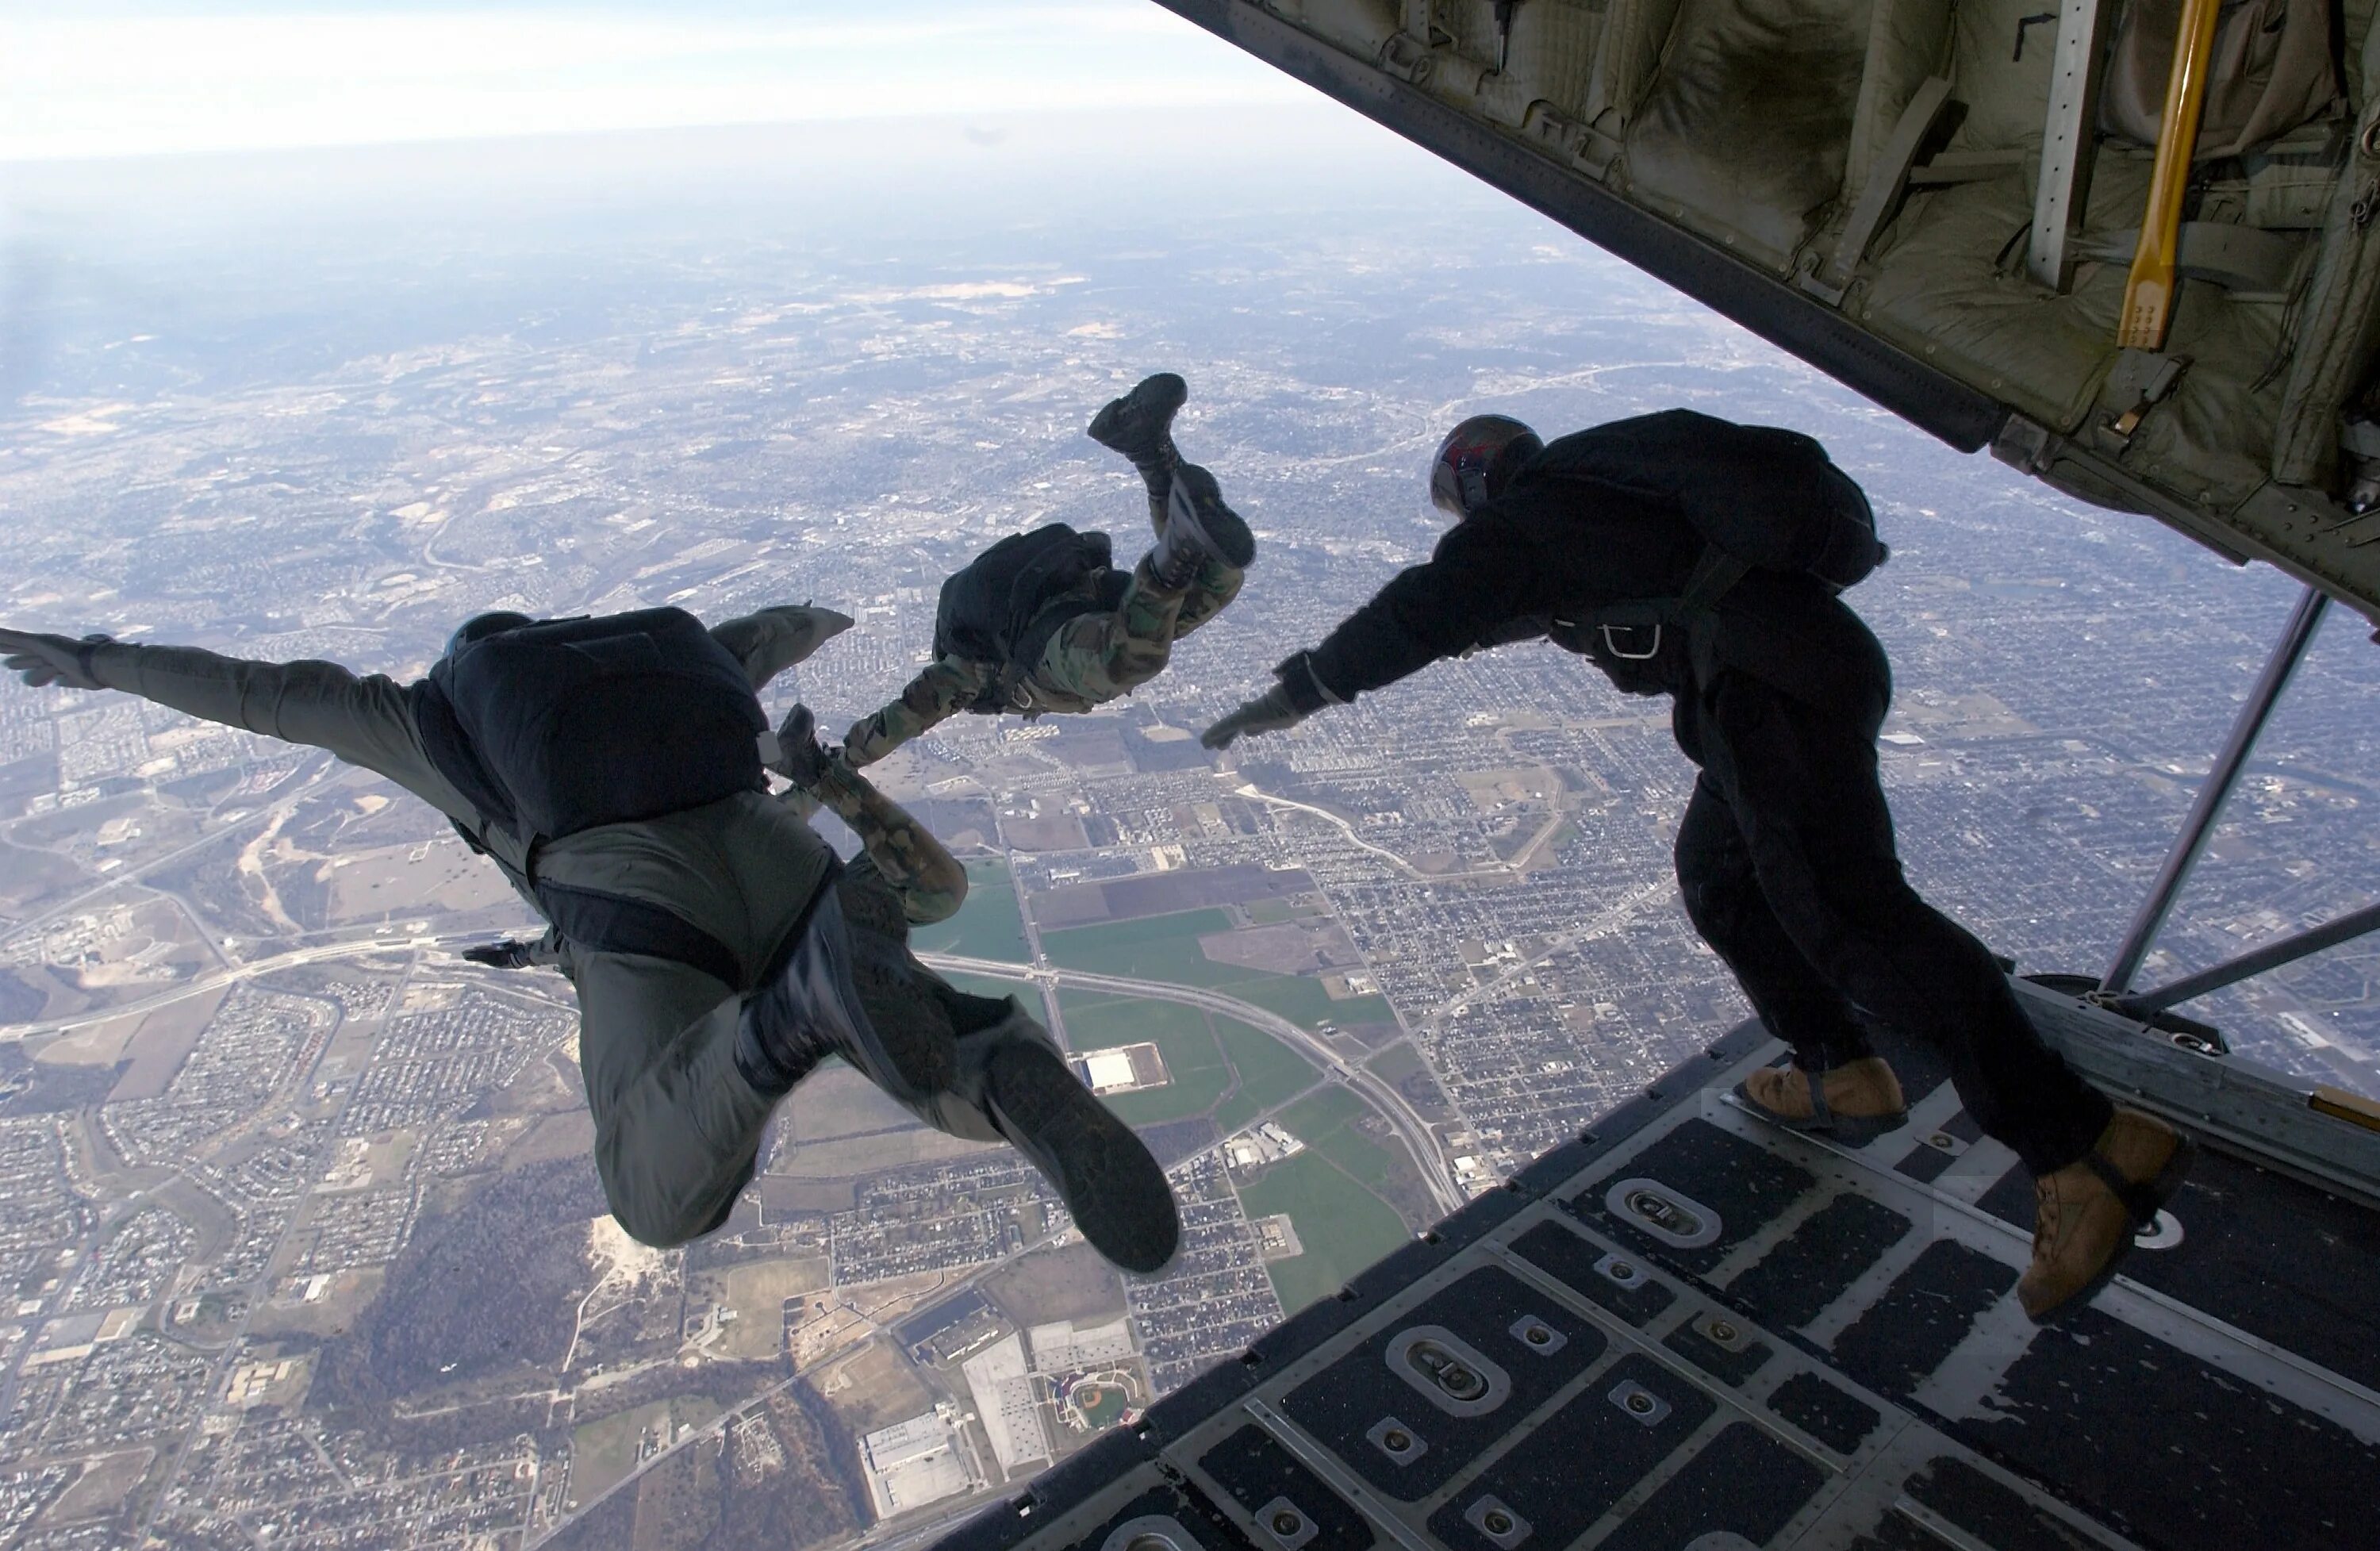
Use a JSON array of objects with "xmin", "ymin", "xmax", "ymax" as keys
[
  {"xmin": 843, "ymin": 655, "xmax": 992, "ymax": 767},
  {"xmin": 1, "ymin": 628, "xmax": 476, "ymax": 822},
  {"xmin": 1203, "ymin": 517, "xmax": 1545, "ymax": 748},
  {"xmin": 821, "ymin": 756, "xmax": 967, "ymax": 925}
]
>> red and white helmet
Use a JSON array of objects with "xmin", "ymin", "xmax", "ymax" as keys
[{"xmin": 1429, "ymin": 413, "xmax": 1543, "ymax": 520}]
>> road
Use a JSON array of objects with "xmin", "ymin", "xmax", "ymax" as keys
[
  {"xmin": 1, "ymin": 931, "xmax": 467, "ymax": 1039},
  {"xmin": 917, "ymin": 952, "xmax": 1470, "ymax": 1219},
  {"xmin": 25, "ymin": 933, "xmax": 1473, "ymax": 1217},
  {"xmin": 1421, "ymin": 877, "xmax": 1674, "ymax": 1031}
]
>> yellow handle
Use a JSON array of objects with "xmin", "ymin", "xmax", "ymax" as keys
[{"xmin": 2119, "ymin": 0, "xmax": 2225, "ymax": 350}]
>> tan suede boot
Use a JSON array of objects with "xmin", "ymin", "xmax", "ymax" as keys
[
  {"xmin": 1737, "ymin": 1056, "xmax": 1908, "ymax": 1142},
  {"xmin": 2018, "ymin": 1108, "xmax": 2193, "ymax": 1324}
]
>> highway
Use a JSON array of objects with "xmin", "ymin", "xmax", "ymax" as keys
[
  {"xmin": 918, "ymin": 951, "xmax": 1470, "ymax": 1219},
  {"xmin": 0, "ymin": 931, "xmax": 478, "ymax": 1039},
  {"xmin": 6, "ymin": 930, "xmax": 1472, "ymax": 1219}
]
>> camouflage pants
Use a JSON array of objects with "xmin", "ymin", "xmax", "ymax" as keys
[
  {"xmin": 1136, "ymin": 485, "xmax": 1240, "ymax": 637},
  {"xmin": 1032, "ymin": 552, "xmax": 1243, "ymax": 707}
]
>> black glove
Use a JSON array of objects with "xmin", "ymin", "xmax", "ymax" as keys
[
  {"xmin": 1203, "ymin": 685, "xmax": 1307, "ymax": 750},
  {"xmin": 0, "ymin": 629, "xmax": 114, "ymax": 691},
  {"xmin": 463, "ymin": 939, "xmax": 536, "ymax": 970},
  {"xmin": 1201, "ymin": 653, "xmax": 1338, "ymax": 751}
]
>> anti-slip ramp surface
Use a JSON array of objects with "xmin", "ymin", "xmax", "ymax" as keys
[{"xmin": 931, "ymin": 989, "xmax": 2380, "ymax": 1551}]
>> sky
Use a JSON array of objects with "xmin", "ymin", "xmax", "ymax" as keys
[{"xmin": 1, "ymin": 1, "xmax": 1306, "ymax": 163}]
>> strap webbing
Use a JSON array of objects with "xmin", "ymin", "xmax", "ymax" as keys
[
  {"xmin": 532, "ymin": 878, "xmax": 748, "ymax": 992},
  {"xmin": 2082, "ymin": 1150, "xmax": 2166, "ymax": 1227}
]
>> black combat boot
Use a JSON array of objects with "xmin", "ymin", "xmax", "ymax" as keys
[
  {"xmin": 974, "ymin": 1031, "xmax": 1181, "ymax": 1273},
  {"xmin": 1088, "ymin": 372, "xmax": 1188, "ymax": 509},
  {"xmin": 1146, "ymin": 463, "xmax": 1256, "ymax": 589}
]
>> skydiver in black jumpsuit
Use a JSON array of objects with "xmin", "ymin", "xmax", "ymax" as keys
[{"xmin": 1202, "ymin": 409, "xmax": 2190, "ymax": 1323}]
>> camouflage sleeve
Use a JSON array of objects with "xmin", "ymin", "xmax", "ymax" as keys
[
  {"xmin": 809, "ymin": 753, "xmax": 969, "ymax": 925},
  {"xmin": 843, "ymin": 656, "xmax": 989, "ymax": 766}
]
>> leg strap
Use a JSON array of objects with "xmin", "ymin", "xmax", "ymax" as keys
[{"xmin": 2083, "ymin": 1150, "xmax": 2164, "ymax": 1227}]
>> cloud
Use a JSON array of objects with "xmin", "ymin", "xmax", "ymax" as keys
[{"xmin": 0, "ymin": 2, "xmax": 1303, "ymax": 163}]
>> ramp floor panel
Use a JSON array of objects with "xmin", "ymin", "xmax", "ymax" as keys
[{"xmin": 935, "ymin": 1002, "xmax": 2380, "ymax": 1551}]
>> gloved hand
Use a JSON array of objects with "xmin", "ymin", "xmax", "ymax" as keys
[
  {"xmin": 713, "ymin": 605, "xmax": 856, "ymax": 690},
  {"xmin": 0, "ymin": 629, "xmax": 114, "ymax": 691},
  {"xmin": 1203, "ymin": 652, "xmax": 1340, "ymax": 750},
  {"xmin": 1202, "ymin": 685, "xmax": 1307, "ymax": 749},
  {"xmin": 770, "ymin": 704, "xmax": 829, "ymax": 789},
  {"xmin": 462, "ymin": 939, "xmax": 537, "ymax": 970}
]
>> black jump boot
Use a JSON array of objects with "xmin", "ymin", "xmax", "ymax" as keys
[
  {"xmin": 978, "ymin": 1035, "xmax": 1180, "ymax": 1274},
  {"xmin": 1146, "ymin": 463, "xmax": 1255, "ymax": 588},
  {"xmin": 736, "ymin": 889, "xmax": 954, "ymax": 1101},
  {"xmin": 1089, "ymin": 372, "xmax": 1188, "ymax": 506}
]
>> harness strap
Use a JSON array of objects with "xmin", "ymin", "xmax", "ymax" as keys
[
  {"xmin": 532, "ymin": 879, "xmax": 749, "ymax": 992},
  {"xmin": 1807, "ymin": 1069, "xmax": 1837, "ymax": 1128},
  {"xmin": 1674, "ymin": 547, "xmax": 1751, "ymax": 617},
  {"xmin": 1554, "ymin": 545, "xmax": 1756, "ymax": 663}
]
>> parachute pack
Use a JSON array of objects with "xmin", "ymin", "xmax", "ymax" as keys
[
  {"xmin": 1513, "ymin": 409, "xmax": 1883, "ymax": 667},
  {"xmin": 1522, "ymin": 409, "xmax": 1883, "ymax": 589},
  {"xmin": 933, "ymin": 523, "xmax": 1124, "ymax": 710},
  {"xmin": 421, "ymin": 606, "xmax": 769, "ymax": 845},
  {"xmin": 413, "ymin": 607, "xmax": 777, "ymax": 989}
]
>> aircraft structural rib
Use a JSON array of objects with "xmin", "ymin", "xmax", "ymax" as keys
[{"xmin": 1149, "ymin": 0, "xmax": 2380, "ymax": 624}]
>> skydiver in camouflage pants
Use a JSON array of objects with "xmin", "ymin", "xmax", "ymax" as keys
[{"xmin": 845, "ymin": 373, "xmax": 1254, "ymax": 765}]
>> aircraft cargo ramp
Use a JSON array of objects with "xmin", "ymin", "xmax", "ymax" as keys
[{"xmin": 929, "ymin": 980, "xmax": 2380, "ymax": 1551}]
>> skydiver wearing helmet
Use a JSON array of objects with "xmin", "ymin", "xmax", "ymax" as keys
[
  {"xmin": 1202, "ymin": 408, "xmax": 2190, "ymax": 1325},
  {"xmin": 842, "ymin": 372, "xmax": 1254, "ymax": 766},
  {"xmin": 0, "ymin": 603, "xmax": 1180, "ymax": 1275}
]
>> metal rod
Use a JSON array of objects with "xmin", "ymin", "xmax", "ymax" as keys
[
  {"xmin": 2028, "ymin": 0, "xmax": 2117, "ymax": 291},
  {"xmin": 2101, "ymin": 584, "xmax": 2332, "ymax": 992},
  {"xmin": 2121, "ymin": 900, "xmax": 2380, "ymax": 1015}
]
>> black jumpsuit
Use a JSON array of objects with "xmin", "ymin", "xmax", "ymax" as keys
[{"xmin": 1301, "ymin": 436, "xmax": 2112, "ymax": 1177}]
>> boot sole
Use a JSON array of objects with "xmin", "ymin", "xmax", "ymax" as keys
[
  {"xmin": 2024, "ymin": 1131, "xmax": 2197, "ymax": 1326},
  {"xmin": 985, "ymin": 1038, "xmax": 1180, "ymax": 1273},
  {"xmin": 1089, "ymin": 373, "xmax": 1188, "ymax": 460},
  {"xmin": 1732, "ymin": 1081, "xmax": 1908, "ymax": 1145}
]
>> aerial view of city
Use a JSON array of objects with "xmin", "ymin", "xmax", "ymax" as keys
[{"xmin": 0, "ymin": 76, "xmax": 2376, "ymax": 1551}]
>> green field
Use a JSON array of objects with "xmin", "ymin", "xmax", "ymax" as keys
[
  {"xmin": 1365, "ymin": 1041, "xmax": 1434, "ymax": 1104},
  {"xmin": 1279, "ymin": 1088, "xmax": 1411, "ymax": 1196},
  {"xmin": 1210, "ymin": 1018, "xmax": 1319, "ymax": 1134},
  {"xmin": 1236, "ymin": 1150, "xmax": 1413, "ymax": 1313},
  {"xmin": 908, "ymin": 859, "xmax": 1030, "ymax": 962},
  {"xmin": 1075, "ymin": 1383, "xmax": 1130, "ymax": 1431},
  {"xmin": 571, "ymin": 1396, "xmax": 724, "ymax": 1502},
  {"xmin": 1063, "ymin": 992, "xmax": 1230, "ymax": 1126},
  {"xmin": 1058, "ymin": 992, "xmax": 1322, "ymax": 1131},
  {"xmin": 1038, "ymin": 908, "xmax": 1395, "ymax": 1030}
]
